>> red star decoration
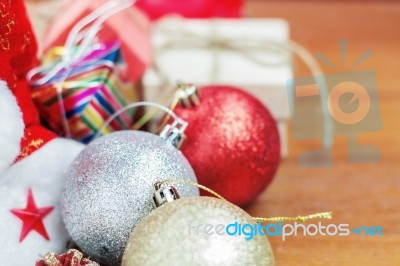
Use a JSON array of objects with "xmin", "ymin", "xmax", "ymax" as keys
[{"xmin": 10, "ymin": 188, "xmax": 54, "ymax": 242}]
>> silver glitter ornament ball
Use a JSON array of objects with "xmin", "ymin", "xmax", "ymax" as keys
[{"xmin": 61, "ymin": 130, "xmax": 199, "ymax": 266}]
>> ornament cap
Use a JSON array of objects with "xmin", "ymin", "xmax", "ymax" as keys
[
  {"xmin": 159, "ymin": 121, "xmax": 186, "ymax": 148},
  {"xmin": 153, "ymin": 182, "xmax": 180, "ymax": 207},
  {"xmin": 177, "ymin": 81, "xmax": 200, "ymax": 108}
]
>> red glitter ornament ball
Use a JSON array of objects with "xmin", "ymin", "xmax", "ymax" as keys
[{"xmin": 174, "ymin": 85, "xmax": 281, "ymax": 206}]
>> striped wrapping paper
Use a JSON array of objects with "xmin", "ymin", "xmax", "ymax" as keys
[{"xmin": 31, "ymin": 41, "xmax": 139, "ymax": 143}]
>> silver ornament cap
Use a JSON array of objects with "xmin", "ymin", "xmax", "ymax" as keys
[
  {"xmin": 153, "ymin": 182, "xmax": 180, "ymax": 208},
  {"xmin": 159, "ymin": 120, "xmax": 186, "ymax": 149}
]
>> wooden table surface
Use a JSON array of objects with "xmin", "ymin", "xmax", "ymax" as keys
[{"xmin": 245, "ymin": 1, "xmax": 400, "ymax": 265}]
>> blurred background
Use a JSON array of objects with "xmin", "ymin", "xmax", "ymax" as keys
[{"xmin": 25, "ymin": 0, "xmax": 400, "ymax": 265}]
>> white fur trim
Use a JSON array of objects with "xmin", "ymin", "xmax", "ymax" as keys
[
  {"xmin": 0, "ymin": 80, "xmax": 24, "ymax": 175},
  {"xmin": 0, "ymin": 138, "xmax": 84, "ymax": 264}
]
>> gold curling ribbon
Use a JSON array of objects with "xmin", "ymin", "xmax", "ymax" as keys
[
  {"xmin": 253, "ymin": 212, "xmax": 333, "ymax": 223},
  {"xmin": 160, "ymin": 178, "xmax": 333, "ymax": 223}
]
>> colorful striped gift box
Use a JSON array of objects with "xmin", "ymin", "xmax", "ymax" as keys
[{"xmin": 31, "ymin": 41, "xmax": 139, "ymax": 143}]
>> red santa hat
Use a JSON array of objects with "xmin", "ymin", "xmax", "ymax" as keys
[
  {"xmin": 0, "ymin": 1, "xmax": 84, "ymax": 263},
  {"xmin": 0, "ymin": 80, "xmax": 58, "ymax": 174},
  {"xmin": 0, "ymin": 78, "xmax": 84, "ymax": 264},
  {"xmin": 0, "ymin": 0, "xmax": 56, "ymax": 175}
]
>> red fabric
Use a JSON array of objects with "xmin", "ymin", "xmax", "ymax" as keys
[
  {"xmin": 0, "ymin": 0, "xmax": 37, "ymax": 84},
  {"xmin": 214, "ymin": 0, "xmax": 243, "ymax": 17},
  {"xmin": 135, "ymin": 0, "xmax": 243, "ymax": 20},
  {"xmin": 16, "ymin": 125, "xmax": 56, "ymax": 161},
  {"xmin": 0, "ymin": 0, "xmax": 55, "ymax": 161},
  {"xmin": 13, "ymin": 79, "xmax": 40, "ymax": 127}
]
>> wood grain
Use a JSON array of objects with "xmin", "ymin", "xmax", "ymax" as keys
[{"xmin": 244, "ymin": 1, "xmax": 400, "ymax": 265}]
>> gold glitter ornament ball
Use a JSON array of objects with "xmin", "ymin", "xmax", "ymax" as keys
[
  {"xmin": 122, "ymin": 197, "xmax": 275, "ymax": 266},
  {"xmin": 61, "ymin": 131, "xmax": 199, "ymax": 266}
]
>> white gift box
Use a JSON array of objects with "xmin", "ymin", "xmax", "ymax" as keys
[{"xmin": 144, "ymin": 18, "xmax": 292, "ymax": 157}]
